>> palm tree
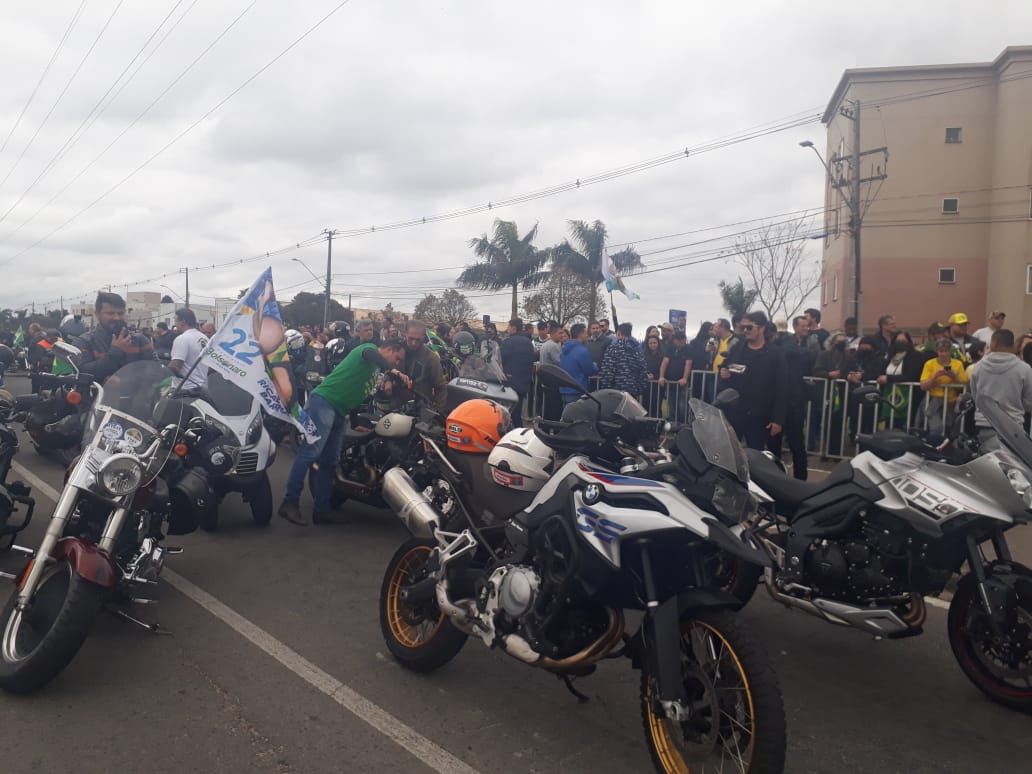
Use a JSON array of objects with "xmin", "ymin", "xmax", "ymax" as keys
[
  {"xmin": 457, "ymin": 220, "xmax": 550, "ymax": 319},
  {"xmin": 717, "ymin": 278, "xmax": 757, "ymax": 319},
  {"xmin": 550, "ymin": 219, "xmax": 642, "ymax": 324}
]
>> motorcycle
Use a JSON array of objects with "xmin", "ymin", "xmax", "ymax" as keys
[
  {"xmin": 178, "ymin": 371, "xmax": 276, "ymax": 530},
  {"xmin": 378, "ymin": 365, "xmax": 787, "ymax": 773},
  {"xmin": 308, "ymin": 397, "xmax": 429, "ymax": 510},
  {"xmin": 720, "ymin": 386, "xmax": 1032, "ymax": 713},
  {"xmin": 0, "ymin": 359, "xmax": 236, "ymax": 693},
  {"xmin": 444, "ymin": 351, "xmax": 519, "ymax": 414},
  {"xmin": 14, "ymin": 343, "xmax": 94, "ymax": 466}
]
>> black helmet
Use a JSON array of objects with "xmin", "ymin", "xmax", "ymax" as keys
[
  {"xmin": 328, "ymin": 320, "xmax": 351, "ymax": 339},
  {"xmin": 0, "ymin": 345, "xmax": 13, "ymax": 368},
  {"xmin": 453, "ymin": 330, "xmax": 476, "ymax": 357}
]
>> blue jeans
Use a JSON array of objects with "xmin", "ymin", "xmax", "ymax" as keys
[{"xmin": 283, "ymin": 393, "xmax": 347, "ymax": 511}]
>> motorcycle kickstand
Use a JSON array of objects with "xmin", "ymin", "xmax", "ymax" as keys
[
  {"xmin": 559, "ymin": 673, "xmax": 591, "ymax": 704},
  {"xmin": 106, "ymin": 605, "xmax": 172, "ymax": 635}
]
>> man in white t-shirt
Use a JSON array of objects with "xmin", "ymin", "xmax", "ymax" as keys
[{"xmin": 170, "ymin": 308, "xmax": 209, "ymax": 389}]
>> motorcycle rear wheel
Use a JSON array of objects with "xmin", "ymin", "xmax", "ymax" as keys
[
  {"xmin": 379, "ymin": 538, "xmax": 466, "ymax": 673},
  {"xmin": 640, "ymin": 610, "xmax": 786, "ymax": 773},
  {"xmin": 948, "ymin": 571, "xmax": 1032, "ymax": 713},
  {"xmin": 0, "ymin": 560, "xmax": 106, "ymax": 694}
]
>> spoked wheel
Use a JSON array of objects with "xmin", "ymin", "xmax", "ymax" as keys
[
  {"xmin": 0, "ymin": 560, "xmax": 106, "ymax": 694},
  {"xmin": 948, "ymin": 572, "xmax": 1032, "ymax": 713},
  {"xmin": 379, "ymin": 539, "xmax": 466, "ymax": 673},
  {"xmin": 641, "ymin": 611, "xmax": 786, "ymax": 773}
]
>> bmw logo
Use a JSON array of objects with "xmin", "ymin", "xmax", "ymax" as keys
[
  {"xmin": 382, "ymin": 418, "xmax": 391, "ymax": 430},
  {"xmin": 583, "ymin": 484, "xmax": 600, "ymax": 504}
]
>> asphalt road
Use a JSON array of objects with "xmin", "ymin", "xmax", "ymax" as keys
[{"xmin": 0, "ymin": 374, "xmax": 1030, "ymax": 773}]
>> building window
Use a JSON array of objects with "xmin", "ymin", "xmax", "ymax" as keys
[
  {"xmin": 939, "ymin": 268, "xmax": 956, "ymax": 284},
  {"xmin": 945, "ymin": 127, "xmax": 962, "ymax": 143},
  {"xmin": 832, "ymin": 273, "xmax": 839, "ymax": 301},
  {"xmin": 821, "ymin": 280, "xmax": 827, "ymax": 305},
  {"xmin": 1028, "ymin": 190, "xmax": 1032, "ymax": 219},
  {"xmin": 1027, "ymin": 265, "xmax": 1032, "ymax": 295},
  {"xmin": 942, "ymin": 198, "xmax": 959, "ymax": 214}
]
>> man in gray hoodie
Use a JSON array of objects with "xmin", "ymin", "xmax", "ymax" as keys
[{"xmin": 968, "ymin": 329, "xmax": 1032, "ymax": 450}]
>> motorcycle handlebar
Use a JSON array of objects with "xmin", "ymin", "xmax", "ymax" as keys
[{"xmin": 34, "ymin": 372, "xmax": 93, "ymax": 390}]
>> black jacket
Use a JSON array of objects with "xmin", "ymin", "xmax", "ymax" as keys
[
  {"xmin": 500, "ymin": 332, "xmax": 536, "ymax": 394},
  {"xmin": 74, "ymin": 326, "xmax": 155, "ymax": 383},
  {"xmin": 881, "ymin": 349, "xmax": 926, "ymax": 384},
  {"xmin": 720, "ymin": 340, "xmax": 788, "ymax": 426}
]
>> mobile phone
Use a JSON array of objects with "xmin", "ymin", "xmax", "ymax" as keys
[{"xmin": 943, "ymin": 365, "xmax": 952, "ymax": 372}]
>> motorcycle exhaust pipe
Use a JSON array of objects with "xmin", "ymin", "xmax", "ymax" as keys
[{"xmin": 381, "ymin": 467, "xmax": 439, "ymax": 539}]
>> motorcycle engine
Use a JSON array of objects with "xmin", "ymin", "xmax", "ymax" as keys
[{"xmin": 804, "ymin": 514, "xmax": 912, "ymax": 601}]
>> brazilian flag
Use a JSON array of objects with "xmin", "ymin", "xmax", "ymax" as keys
[{"xmin": 13, "ymin": 325, "xmax": 23, "ymax": 347}]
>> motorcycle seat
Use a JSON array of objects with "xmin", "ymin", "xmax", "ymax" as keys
[
  {"xmin": 855, "ymin": 430, "xmax": 926, "ymax": 461},
  {"xmin": 746, "ymin": 448, "xmax": 854, "ymax": 508}
]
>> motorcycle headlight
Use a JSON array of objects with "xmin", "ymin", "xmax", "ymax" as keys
[
  {"xmin": 97, "ymin": 454, "xmax": 144, "ymax": 497},
  {"xmin": 711, "ymin": 476, "xmax": 755, "ymax": 525},
  {"xmin": 1001, "ymin": 464, "xmax": 1032, "ymax": 509}
]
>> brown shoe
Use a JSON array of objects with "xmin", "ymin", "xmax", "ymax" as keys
[{"xmin": 277, "ymin": 501, "xmax": 308, "ymax": 526}]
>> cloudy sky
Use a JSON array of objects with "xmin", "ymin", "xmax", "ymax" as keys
[{"xmin": 0, "ymin": 0, "xmax": 1029, "ymax": 330}]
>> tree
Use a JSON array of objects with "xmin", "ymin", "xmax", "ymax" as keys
[
  {"xmin": 457, "ymin": 219, "xmax": 549, "ymax": 318},
  {"xmin": 160, "ymin": 295, "xmax": 174, "ymax": 304},
  {"xmin": 413, "ymin": 289, "xmax": 477, "ymax": 326},
  {"xmin": 731, "ymin": 217, "xmax": 822, "ymax": 322},
  {"xmin": 717, "ymin": 278, "xmax": 758, "ymax": 319},
  {"xmin": 281, "ymin": 292, "xmax": 348, "ymax": 327},
  {"xmin": 520, "ymin": 269, "xmax": 605, "ymax": 327},
  {"xmin": 550, "ymin": 219, "xmax": 642, "ymax": 324}
]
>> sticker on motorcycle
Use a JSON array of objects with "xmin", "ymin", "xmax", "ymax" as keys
[
  {"xmin": 123, "ymin": 428, "xmax": 144, "ymax": 448},
  {"xmin": 576, "ymin": 507, "xmax": 627, "ymax": 544},
  {"xmin": 454, "ymin": 378, "xmax": 488, "ymax": 391},
  {"xmin": 102, "ymin": 421, "xmax": 123, "ymax": 441}
]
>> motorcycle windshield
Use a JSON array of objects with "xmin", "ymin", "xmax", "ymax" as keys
[
  {"xmin": 85, "ymin": 360, "xmax": 179, "ymax": 482},
  {"xmin": 457, "ymin": 354, "xmax": 507, "ymax": 384},
  {"xmin": 685, "ymin": 398, "xmax": 749, "ymax": 483},
  {"xmin": 977, "ymin": 395, "xmax": 1032, "ymax": 470}
]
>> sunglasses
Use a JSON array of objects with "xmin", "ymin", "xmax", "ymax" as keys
[{"xmin": 739, "ymin": 324, "xmax": 756, "ymax": 332}]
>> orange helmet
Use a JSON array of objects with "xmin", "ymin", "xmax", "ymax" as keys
[{"xmin": 445, "ymin": 399, "xmax": 512, "ymax": 454}]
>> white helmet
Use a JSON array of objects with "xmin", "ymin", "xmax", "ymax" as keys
[
  {"xmin": 285, "ymin": 328, "xmax": 305, "ymax": 355},
  {"xmin": 487, "ymin": 428, "xmax": 554, "ymax": 492}
]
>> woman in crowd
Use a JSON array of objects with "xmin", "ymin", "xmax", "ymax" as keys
[
  {"xmin": 920, "ymin": 338, "xmax": 969, "ymax": 436},
  {"xmin": 876, "ymin": 331, "xmax": 926, "ymax": 429},
  {"xmin": 642, "ymin": 334, "xmax": 665, "ymax": 415}
]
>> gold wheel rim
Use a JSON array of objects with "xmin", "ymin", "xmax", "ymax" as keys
[
  {"xmin": 385, "ymin": 545, "xmax": 445, "ymax": 649},
  {"xmin": 645, "ymin": 620, "xmax": 757, "ymax": 773}
]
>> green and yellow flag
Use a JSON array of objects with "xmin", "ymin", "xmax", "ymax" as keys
[{"xmin": 13, "ymin": 325, "xmax": 23, "ymax": 347}]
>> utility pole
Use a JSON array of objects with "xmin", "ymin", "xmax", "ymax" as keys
[
  {"xmin": 181, "ymin": 267, "xmax": 190, "ymax": 307},
  {"xmin": 828, "ymin": 99, "xmax": 887, "ymax": 330},
  {"xmin": 323, "ymin": 229, "xmax": 338, "ymax": 330}
]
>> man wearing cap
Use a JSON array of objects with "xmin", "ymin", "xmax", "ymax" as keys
[
  {"xmin": 973, "ymin": 311, "xmax": 1006, "ymax": 347},
  {"xmin": 947, "ymin": 313, "xmax": 978, "ymax": 365},
  {"xmin": 659, "ymin": 322, "xmax": 676, "ymax": 356}
]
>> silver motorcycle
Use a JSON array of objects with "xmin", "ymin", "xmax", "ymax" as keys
[
  {"xmin": 0, "ymin": 360, "xmax": 234, "ymax": 693},
  {"xmin": 723, "ymin": 387, "xmax": 1032, "ymax": 713}
]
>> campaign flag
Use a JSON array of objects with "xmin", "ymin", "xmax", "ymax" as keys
[
  {"xmin": 601, "ymin": 251, "xmax": 640, "ymax": 300},
  {"xmin": 13, "ymin": 325, "xmax": 23, "ymax": 347},
  {"xmin": 199, "ymin": 268, "xmax": 320, "ymax": 442}
]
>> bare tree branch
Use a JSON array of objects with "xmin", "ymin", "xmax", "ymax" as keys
[{"xmin": 731, "ymin": 218, "xmax": 823, "ymax": 322}]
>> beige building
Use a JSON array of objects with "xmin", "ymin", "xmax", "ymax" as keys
[{"xmin": 819, "ymin": 45, "xmax": 1032, "ymax": 334}]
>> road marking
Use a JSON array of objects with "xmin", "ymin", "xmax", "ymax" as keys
[{"xmin": 11, "ymin": 461, "xmax": 482, "ymax": 774}]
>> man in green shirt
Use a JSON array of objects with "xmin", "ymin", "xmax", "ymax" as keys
[{"xmin": 279, "ymin": 338, "xmax": 409, "ymax": 526}]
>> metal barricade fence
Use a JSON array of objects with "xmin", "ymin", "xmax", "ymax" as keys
[{"xmin": 527, "ymin": 368, "xmax": 969, "ymax": 459}]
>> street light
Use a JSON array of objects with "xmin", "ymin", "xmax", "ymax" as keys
[
  {"xmin": 291, "ymin": 257, "xmax": 324, "ymax": 285},
  {"xmin": 159, "ymin": 285, "xmax": 185, "ymax": 302}
]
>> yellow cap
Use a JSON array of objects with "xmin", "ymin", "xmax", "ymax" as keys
[{"xmin": 947, "ymin": 313, "xmax": 968, "ymax": 325}]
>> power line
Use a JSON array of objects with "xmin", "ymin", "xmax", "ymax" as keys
[
  {"xmin": 0, "ymin": 0, "xmax": 87, "ymax": 156},
  {"xmin": 0, "ymin": 0, "xmax": 255, "ymax": 248},
  {"xmin": 0, "ymin": 0, "xmax": 194, "ymax": 229},
  {"xmin": 0, "ymin": 0, "xmax": 355, "ymax": 270},
  {"xmin": 0, "ymin": 0, "xmax": 126, "ymax": 192}
]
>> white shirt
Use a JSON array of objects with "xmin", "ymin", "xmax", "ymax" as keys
[
  {"xmin": 973, "ymin": 326, "xmax": 994, "ymax": 346},
  {"xmin": 170, "ymin": 327, "xmax": 209, "ymax": 389}
]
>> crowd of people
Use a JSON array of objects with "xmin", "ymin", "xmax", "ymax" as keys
[{"xmin": 5, "ymin": 292, "xmax": 1032, "ymax": 520}]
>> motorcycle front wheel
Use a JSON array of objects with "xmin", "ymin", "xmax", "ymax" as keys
[
  {"xmin": 640, "ymin": 610, "xmax": 786, "ymax": 773},
  {"xmin": 948, "ymin": 570, "xmax": 1032, "ymax": 713},
  {"xmin": 379, "ymin": 538, "xmax": 466, "ymax": 673},
  {"xmin": 0, "ymin": 559, "xmax": 106, "ymax": 694}
]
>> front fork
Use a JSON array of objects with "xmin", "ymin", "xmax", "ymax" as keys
[
  {"xmin": 16, "ymin": 486, "xmax": 129, "ymax": 610},
  {"xmin": 967, "ymin": 531, "xmax": 1019, "ymax": 630},
  {"xmin": 638, "ymin": 540, "xmax": 690, "ymax": 719}
]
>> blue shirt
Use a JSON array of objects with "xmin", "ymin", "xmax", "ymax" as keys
[{"xmin": 559, "ymin": 339, "xmax": 598, "ymax": 394}]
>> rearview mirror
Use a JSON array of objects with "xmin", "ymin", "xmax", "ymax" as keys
[
  {"xmin": 955, "ymin": 392, "xmax": 975, "ymax": 415},
  {"xmin": 852, "ymin": 385, "xmax": 880, "ymax": 404},
  {"xmin": 712, "ymin": 388, "xmax": 740, "ymax": 409}
]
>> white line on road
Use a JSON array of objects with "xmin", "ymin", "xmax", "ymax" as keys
[{"xmin": 11, "ymin": 461, "xmax": 482, "ymax": 774}]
